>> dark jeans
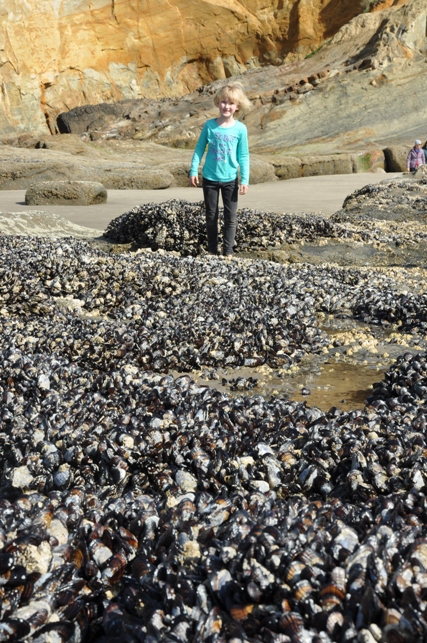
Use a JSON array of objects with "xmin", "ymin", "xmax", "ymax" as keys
[{"xmin": 202, "ymin": 177, "xmax": 238, "ymax": 255}]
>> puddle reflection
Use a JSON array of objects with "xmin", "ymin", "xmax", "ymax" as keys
[{"xmin": 183, "ymin": 360, "xmax": 388, "ymax": 413}]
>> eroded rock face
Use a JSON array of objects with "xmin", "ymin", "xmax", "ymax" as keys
[
  {"xmin": 50, "ymin": 0, "xmax": 422, "ymax": 158},
  {"xmin": 0, "ymin": 142, "xmax": 177, "ymax": 190},
  {"xmin": 0, "ymin": 0, "xmax": 371, "ymax": 135},
  {"xmin": 0, "ymin": 138, "xmax": 386, "ymax": 189}
]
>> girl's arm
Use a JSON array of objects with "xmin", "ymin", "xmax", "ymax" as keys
[
  {"xmin": 237, "ymin": 126, "xmax": 249, "ymax": 190},
  {"xmin": 189, "ymin": 123, "xmax": 209, "ymax": 184}
]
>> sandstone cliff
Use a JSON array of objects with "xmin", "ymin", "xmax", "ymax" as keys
[
  {"xmin": 1, "ymin": 0, "xmax": 379, "ymax": 135},
  {"xmin": 52, "ymin": 0, "xmax": 421, "ymax": 157}
]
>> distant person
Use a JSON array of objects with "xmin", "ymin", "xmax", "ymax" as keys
[
  {"xmin": 189, "ymin": 81, "xmax": 252, "ymax": 257},
  {"xmin": 406, "ymin": 139, "xmax": 425, "ymax": 172},
  {"xmin": 422, "ymin": 140, "xmax": 427, "ymax": 163}
]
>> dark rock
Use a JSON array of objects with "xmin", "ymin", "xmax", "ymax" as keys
[
  {"xmin": 383, "ymin": 146, "xmax": 409, "ymax": 172},
  {"xmin": 57, "ymin": 100, "xmax": 142, "ymax": 135}
]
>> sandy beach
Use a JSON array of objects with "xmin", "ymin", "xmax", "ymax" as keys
[{"xmin": 0, "ymin": 172, "xmax": 402, "ymax": 232}]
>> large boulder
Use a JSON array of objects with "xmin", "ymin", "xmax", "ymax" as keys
[
  {"xmin": 353, "ymin": 149, "xmax": 385, "ymax": 172},
  {"xmin": 57, "ymin": 102, "xmax": 136, "ymax": 135},
  {"xmin": 249, "ymin": 157, "xmax": 277, "ymax": 184},
  {"xmin": 271, "ymin": 156, "xmax": 302, "ymax": 180},
  {"xmin": 300, "ymin": 154, "xmax": 354, "ymax": 177},
  {"xmin": 383, "ymin": 146, "xmax": 409, "ymax": 172},
  {"xmin": 162, "ymin": 162, "xmax": 193, "ymax": 188},
  {"xmin": 25, "ymin": 181, "xmax": 107, "ymax": 205},
  {"xmin": 368, "ymin": 149, "xmax": 386, "ymax": 172},
  {"xmin": 99, "ymin": 168, "xmax": 174, "ymax": 190}
]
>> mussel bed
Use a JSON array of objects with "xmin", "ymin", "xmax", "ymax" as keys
[{"xmin": 2, "ymin": 207, "xmax": 427, "ymax": 642}]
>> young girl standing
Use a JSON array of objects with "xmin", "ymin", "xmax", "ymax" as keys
[{"xmin": 189, "ymin": 81, "xmax": 252, "ymax": 257}]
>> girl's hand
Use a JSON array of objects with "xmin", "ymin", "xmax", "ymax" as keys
[
  {"xmin": 239, "ymin": 184, "xmax": 248, "ymax": 195},
  {"xmin": 189, "ymin": 175, "xmax": 199, "ymax": 187}
]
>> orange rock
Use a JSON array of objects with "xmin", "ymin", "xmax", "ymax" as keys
[{"xmin": 0, "ymin": 0, "xmax": 370, "ymax": 135}]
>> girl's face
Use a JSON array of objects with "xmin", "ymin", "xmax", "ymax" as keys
[{"xmin": 218, "ymin": 97, "xmax": 239, "ymax": 118}]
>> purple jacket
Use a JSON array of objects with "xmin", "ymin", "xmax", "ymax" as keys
[{"xmin": 407, "ymin": 147, "xmax": 425, "ymax": 170}]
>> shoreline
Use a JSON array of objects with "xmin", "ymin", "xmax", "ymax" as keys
[{"xmin": 0, "ymin": 172, "xmax": 403, "ymax": 233}]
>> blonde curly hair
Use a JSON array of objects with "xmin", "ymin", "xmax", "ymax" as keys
[{"xmin": 213, "ymin": 81, "xmax": 252, "ymax": 115}]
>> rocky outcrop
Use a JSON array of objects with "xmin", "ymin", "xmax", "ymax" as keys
[
  {"xmin": 0, "ymin": 0, "xmax": 391, "ymax": 136},
  {"xmin": 50, "ymin": 0, "xmax": 422, "ymax": 158},
  {"xmin": 243, "ymin": 0, "xmax": 427, "ymax": 154},
  {"xmin": 25, "ymin": 181, "xmax": 108, "ymax": 206},
  {"xmin": 0, "ymin": 137, "xmax": 391, "ymax": 190},
  {"xmin": 300, "ymin": 155, "xmax": 355, "ymax": 177},
  {"xmin": 384, "ymin": 146, "xmax": 411, "ymax": 172},
  {"xmin": 0, "ymin": 142, "xmax": 176, "ymax": 190},
  {"xmin": 335, "ymin": 176, "xmax": 427, "ymax": 222}
]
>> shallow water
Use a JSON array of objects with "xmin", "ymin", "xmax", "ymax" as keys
[
  {"xmin": 300, "ymin": 240, "xmax": 427, "ymax": 269},
  {"xmin": 285, "ymin": 360, "xmax": 384, "ymax": 410},
  {"xmin": 189, "ymin": 358, "xmax": 386, "ymax": 412},
  {"xmin": 301, "ymin": 241, "xmax": 378, "ymax": 266},
  {"xmin": 246, "ymin": 239, "xmax": 427, "ymax": 271},
  {"xmin": 187, "ymin": 315, "xmax": 427, "ymax": 412}
]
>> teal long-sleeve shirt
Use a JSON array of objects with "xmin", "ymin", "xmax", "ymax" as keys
[{"xmin": 189, "ymin": 119, "xmax": 250, "ymax": 185}]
